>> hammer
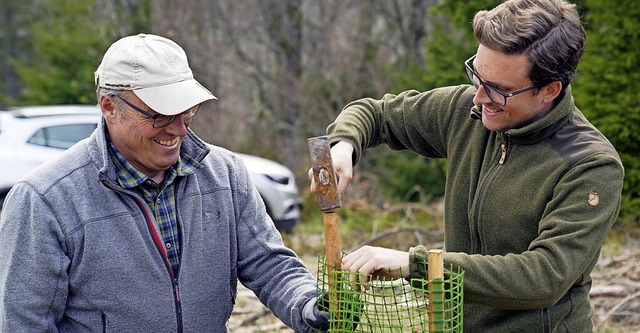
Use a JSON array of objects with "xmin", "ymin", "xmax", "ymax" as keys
[{"xmin": 307, "ymin": 135, "xmax": 343, "ymax": 314}]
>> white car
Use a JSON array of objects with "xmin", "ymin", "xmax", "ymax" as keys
[{"xmin": 0, "ymin": 105, "xmax": 302, "ymax": 233}]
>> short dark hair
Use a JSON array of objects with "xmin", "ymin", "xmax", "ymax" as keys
[{"xmin": 472, "ymin": 0, "xmax": 585, "ymax": 90}]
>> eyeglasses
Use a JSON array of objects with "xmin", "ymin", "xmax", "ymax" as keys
[
  {"xmin": 114, "ymin": 95, "xmax": 200, "ymax": 128},
  {"xmin": 464, "ymin": 55, "xmax": 538, "ymax": 106}
]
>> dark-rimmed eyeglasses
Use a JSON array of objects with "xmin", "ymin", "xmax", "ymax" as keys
[
  {"xmin": 464, "ymin": 54, "xmax": 538, "ymax": 106},
  {"xmin": 114, "ymin": 95, "xmax": 200, "ymax": 128}
]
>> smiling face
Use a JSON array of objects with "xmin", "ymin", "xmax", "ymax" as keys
[
  {"xmin": 471, "ymin": 45, "xmax": 561, "ymax": 132},
  {"xmin": 100, "ymin": 92, "xmax": 191, "ymax": 182}
]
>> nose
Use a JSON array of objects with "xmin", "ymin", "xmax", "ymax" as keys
[
  {"xmin": 164, "ymin": 115, "xmax": 190, "ymax": 136},
  {"xmin": 472, "ymin": 84, "xmax": 492, "ymax": 106}
]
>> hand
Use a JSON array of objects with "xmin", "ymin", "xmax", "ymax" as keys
[
  {"xmin": 342, "ymin": 245, "xmax": 410, "ymax": 290},
  {"xmin": 308, "ymin": 140, "xmax": 354, "ymax": 198},
  {"xmin": 302, "ymin": 296, "xmax": 329, "ymax": 331},
  {"xmin": 302, "ymin": 291, "xmax": 363, "ymax": 332}
]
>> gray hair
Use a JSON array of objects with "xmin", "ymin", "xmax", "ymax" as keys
[{"xmin": 96, "ymin": 87, "xmax": 127, "ymax": 117}]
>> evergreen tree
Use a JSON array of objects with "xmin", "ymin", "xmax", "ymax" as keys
[{"xmin": 11, "ymin": 0, "xmax": 111, "ymax": 105}]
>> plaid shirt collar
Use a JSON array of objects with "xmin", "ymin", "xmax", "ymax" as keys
[
  {"xmin": 106, "ymin": 136, "xmax": 203, "ymax": 275},
  {"xmin": 107, "ymin": 138, "xmax": 203, "ymax": 189}
]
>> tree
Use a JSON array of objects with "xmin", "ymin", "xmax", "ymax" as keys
[
  {"xmin": 11, "ymin": 0, "xmax": 114, "ymax": 105},
  {"xmin": 0, "ymin": 0, "xmax": 33, "ymax": 107}
]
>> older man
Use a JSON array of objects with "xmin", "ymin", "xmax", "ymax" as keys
[{"xmin": 0, "ymin": 33, "xmax": 328, "ymax": 332}]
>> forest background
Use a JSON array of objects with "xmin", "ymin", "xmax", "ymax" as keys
[{"xmin": 1, "ymin": 0, "xmax": 638, "ymax": 233}]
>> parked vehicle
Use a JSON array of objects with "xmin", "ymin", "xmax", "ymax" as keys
[{"xmin": 0, "ymin": 105, "xmax": 302, "ymax": 232}]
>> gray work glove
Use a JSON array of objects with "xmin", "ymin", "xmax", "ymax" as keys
[
  {"xmin": 302, "ymin": 292, "xmax": 362, "ymax": 332},
  {"xmin": 302, "ymin": 295, "xmax": 330, "ymax": 332}
]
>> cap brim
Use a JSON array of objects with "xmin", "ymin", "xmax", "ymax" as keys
[{"xmin": 133, "ymin": 79, "xmax": 217, "ymax": 115}]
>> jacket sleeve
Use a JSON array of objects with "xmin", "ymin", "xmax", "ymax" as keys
[
  {"xmin": 230, "ymin": 155, "xmax": 318, "ymax": 333},
  {"xmin": 326, "ymin": 85, "xmax": 474, "ymax": 164},
  {"xmin": 0, "ymin": 182, "xmax": 68, "ymax": 332},
  {"xmin": 445, "ymin": 153, "xmax": 624, "ymax": 309}
]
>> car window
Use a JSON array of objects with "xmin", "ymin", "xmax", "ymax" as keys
[{"xmin": 27, "ymin": 123, "xmax": 97, "ymax": 149}]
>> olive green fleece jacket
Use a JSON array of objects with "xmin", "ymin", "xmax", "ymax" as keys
[{"xmin": 327, "ymin": 84, "xmax": 624, "ymax": 333}]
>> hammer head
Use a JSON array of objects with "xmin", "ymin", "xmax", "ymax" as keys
[{"xmin": 307, "ymin": 135, "xmax": 342, "ymax": 212}]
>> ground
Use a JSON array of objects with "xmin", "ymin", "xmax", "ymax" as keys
[
  {"xmin": 228, "ymin": 235, "xmax": 640, "ymax": 332},
  {"xmin": 590, "ymin": 237, "xmax": 640, "ymax": 332}
]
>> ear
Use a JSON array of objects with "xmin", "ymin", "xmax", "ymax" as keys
[
  {"xmin": 540, "ymin": 81, "xmax": 563, "ymax": 103},
  {"xmin": 99, "ymin": 94, "xmax": 118, "ymax": 124}
]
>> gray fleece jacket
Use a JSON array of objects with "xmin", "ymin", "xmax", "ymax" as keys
[{"xmin": 0, "ymin": 120, "xmax": 318, "ymax": 332}]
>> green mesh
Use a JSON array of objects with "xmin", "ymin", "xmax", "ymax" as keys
[{"xmin": 315, "ymin": 255, "xmax": 464, "ymax": 332}]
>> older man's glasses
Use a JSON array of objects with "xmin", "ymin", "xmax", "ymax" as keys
[
  {"xmin": 464, "ymin": 55, "xmax": 538, "ymax": 106},
  {"xmin": 115, "ymin": 95, "xmax": 200, "ymax": 128}
]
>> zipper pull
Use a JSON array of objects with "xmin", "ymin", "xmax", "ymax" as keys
[
  {"xmin": 173, "ymin": 278, "xmax": 183, "ymax": 314},
  {"xmin": 499, "ymin": 144, "xmax": 506, "ymax": 165}
]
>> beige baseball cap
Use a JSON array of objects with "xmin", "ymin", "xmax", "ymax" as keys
[{"xmin": 95, "ymin": 33, "xmax": 217, "ymax": 115}]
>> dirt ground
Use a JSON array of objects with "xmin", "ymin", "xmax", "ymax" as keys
[
  {"xmin": 590, "ymin": 237, "xmax": 640, "ymax": 332},
  {"xmin": 228, "ymin": 237, "xmax": 640, "ymax": 333}
]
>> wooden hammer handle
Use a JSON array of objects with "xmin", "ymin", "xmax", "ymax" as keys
[
  {"xmin": 323, "ymin": 212, "xmax": 342, "ymax": 272},
  {"xmin": 323, "ymin": 212, "xmax": 342, "ymax": 315}
]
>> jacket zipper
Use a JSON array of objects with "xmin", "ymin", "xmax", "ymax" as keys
[
  {"xmin": 542, "ymin": 308, "xmax": 550, "ymax": 333},
  {"xmin": 133, "ymin": 197, "xmax": 184, "ymax": 333},
  {"xmin": 472, "ymin": 140, "xmax": 508, "ymax": 254}
]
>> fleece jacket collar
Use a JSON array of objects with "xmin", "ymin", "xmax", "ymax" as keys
[
  {"xmin": 92, "ymin": 118, "xmax": 211, "ymax": 187},
  {"xmin": 470, "ymin": 86, "xmax": 575, "ymax": 145}
]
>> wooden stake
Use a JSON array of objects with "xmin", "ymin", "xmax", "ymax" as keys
[{"xmin": 428, "ymin": 249, "xmax": 444, "ymax": 332}]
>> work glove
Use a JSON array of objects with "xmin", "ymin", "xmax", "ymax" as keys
[
  {"xmin": 302, "ymin": 291, "xmax": 363, "ymax": 332},
  {"xmin": 302, "ymin": 294, "xmax": 330, "ymax": 331}
]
